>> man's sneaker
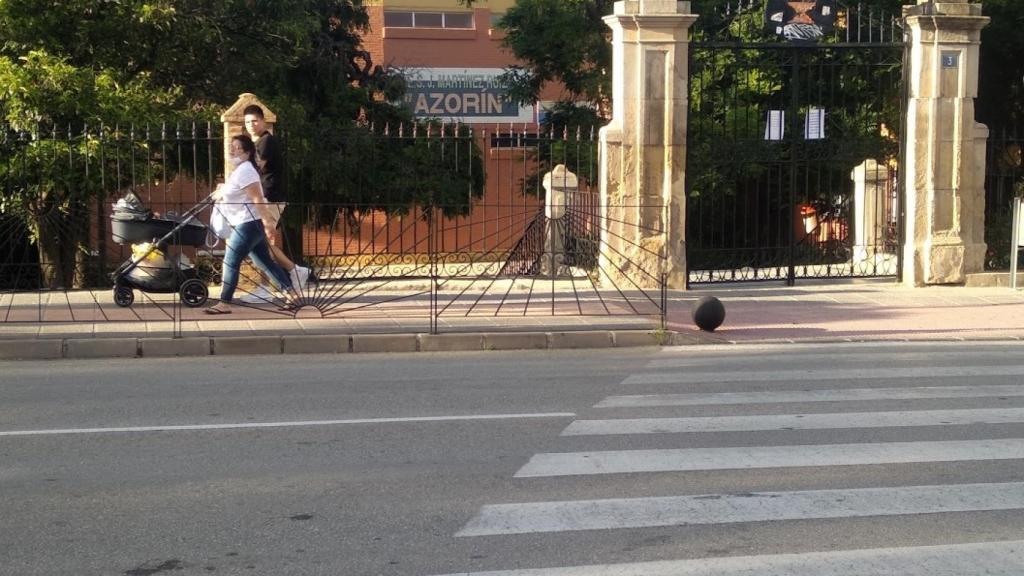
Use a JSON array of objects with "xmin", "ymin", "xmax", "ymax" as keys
[
  {"xmin": 290, "ymin": 265, "xmax": 311, "ymax": 291},
  {"xmin": 238, "ymin": 285, "xmax": 275, "ymax": 304}
]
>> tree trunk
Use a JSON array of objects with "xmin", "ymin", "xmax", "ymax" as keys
[
  {"xmin": 35, "ymin": 216, "xmax": 65, "ymax": 289},
  {"xmin": 33, "ymin": 199, "xmax": 90, "ymax": 290},
  {"xmin": 69, "ymin": 200, "xmax": 92, "ymax": 288}
]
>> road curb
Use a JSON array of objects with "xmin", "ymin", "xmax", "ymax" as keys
[
  {"xmin": 140, "ymin": 337, "xmax": 212, "ymax": 358},
  {"xmin": 352, "ymin": 334, "xmax": 419, "ymax": 354},
  {"xmin": 548, "ymin": 331, "xmax": 615, "ymax": 349},
  {"xmin": 65, "ymin": 337, "xmax": 139, "ymax": 359},
  {"xmin": 4, "ymin": 330, "xmax": 1021, "ymax": 361},
  {"xmin": 283, "ymin": 335, "xmax": 351, "ymax": 355},
  {"xmin": 212, "ymin": 336, "xmax": 283, "ymax": 356},
  {"xmin": 418, "ymin": 333, "xmax": 485, "ymax": 352},
  {"xmin": 612, "ymin": 330, "xmax": 662, "ymax": 347},
  {"xmin": 0, "ymin": 329, "xmax": 670, "ymax": 360},
  {"xmin": 482, "ymin": 332, "xmax": 548, "ymax": 351},
  {"xmin": 0, "ymin": 338, "xmax": 64, "ymax": 360}
]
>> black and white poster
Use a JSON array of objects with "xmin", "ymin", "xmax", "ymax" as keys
[{"xmin": 765, "ymin": 0, "xmax": 838, "ymax": 42}]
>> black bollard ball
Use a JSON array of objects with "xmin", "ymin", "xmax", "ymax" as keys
[{"xmin": 692, "ymin": 296, "xmax": 725, "ymax": 332}]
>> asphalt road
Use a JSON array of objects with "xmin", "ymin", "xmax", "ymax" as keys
[{"xmin": 1, "ymin": 342, "xmax": 1023, "ymax": 575}]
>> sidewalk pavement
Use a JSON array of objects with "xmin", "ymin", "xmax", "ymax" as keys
[
  {"xmin": 674, "ymin": 278, "xmax": 1024, "ymax": 344},
  {"xmin": 2, "ymin": 278, "xmax": 1024, "ymax": 360}
]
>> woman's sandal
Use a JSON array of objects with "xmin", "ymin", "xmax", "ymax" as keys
[{"xmin": 203, "ymin": 306, "xmax": 232, "ymax": 315}]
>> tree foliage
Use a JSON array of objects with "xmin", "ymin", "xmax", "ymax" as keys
[
  {"xmin": 494, "ymin": 0, "xmax": 614, "ymax": 110},
  {"xmin": 465, "ymin": 0, "xmax": 1018, "ymax": 133},
  {"xmin": 0, "ymin": 1, "xmax": 483, "ymax": 288},
  {"xmin": 978, "ymin": 0, "xmax": 1024, "ymax": 129}
]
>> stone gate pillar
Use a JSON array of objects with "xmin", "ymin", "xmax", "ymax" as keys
[
  {"xmin": 902, "ymin": 1, "xmax": 990, "ymax": 286},
  {"xmin": 541, "ymin": 165, "xmax": 577, "ymax": 275},
  {"xmin": 851, "ymin": 159, "xmax": 890, "ymax": 265},
  {"xmin": 599, "ymin": 1, "xmax": 697, "ymax": 290}
]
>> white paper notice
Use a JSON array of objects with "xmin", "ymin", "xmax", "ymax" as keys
[
  {"xmin": 805, "ymin": 107, "xmax": 825, "ymax": 140},
  {"xmin": 765, "ymin": 110, "xmax": 785, "ymax": 141}
]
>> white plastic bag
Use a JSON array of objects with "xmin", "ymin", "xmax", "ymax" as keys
[{"xmin": 210, "ymin": 204, "xmax": 232, "ymax": 240}]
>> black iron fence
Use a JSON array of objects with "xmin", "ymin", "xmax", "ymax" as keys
[
  {"xmin": 0, "ymin": 123, "xmax": 223, "ymax": 292},
  {"xmin": 686, "ymin": 0, "xmax": 906, "ymax": 285},
  {"xmin": 0, "ymin": 122, "xmax": 665, "ymax": 334},
  {"xmin": 984, "ymin": 125, "xmax": 1024, "ymax": 270}
]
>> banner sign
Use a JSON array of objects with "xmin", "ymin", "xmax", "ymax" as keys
[
  {"xmin": 766, "ymin": 0, "xmax": 837, "ymax": 42},
  {"xmin": 403, "ymin": 68, "xmax": 535, "ymax": 124}
]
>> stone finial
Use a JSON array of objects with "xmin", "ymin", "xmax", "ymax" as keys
[
  {"xmin": 543, "ymin": 164, "xmax": 579, "ymax": 191},
  {"xmin": 543, "ymin": 165, "xmax": 579, "ymax": 220}
]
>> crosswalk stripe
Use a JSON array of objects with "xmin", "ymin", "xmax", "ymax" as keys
[
  {"xmin": 514, "ymin": 439, "xmax": 1024, "ymax": 478},
  {"xmin": 561, "ymin": 407, "xmax": 1024, "ymax": 436},
  {"xmin": 429, "ymin": 540, "xmax": 1024, "ymax": 575},
  {"xmin": 623, "ymin": 365, "xmax": 1024, "ymax": 385},
  {"xmin": 456, "ymin": 481, "xmax": 1024, "ymax": 536},
  {"xmin": 596, "ymin": 384, "xmax": 1024, "ymax": 408},
  {"xmin": 647, "ymin": 350, "xmax": 1021, "ymax": 369}
]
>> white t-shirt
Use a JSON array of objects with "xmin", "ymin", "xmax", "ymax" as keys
[{"xmin": 218, "ymin": 161, "xmax": 264, "ymax": 226}]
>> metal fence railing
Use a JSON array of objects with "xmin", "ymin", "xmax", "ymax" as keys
[
  {"xmin": 0, "ymin": 122, "xmax": 666, "ymax": 334},
  {"xmin": 984, "ymin": 125, "xmax": 1024, "ymax": 271}
]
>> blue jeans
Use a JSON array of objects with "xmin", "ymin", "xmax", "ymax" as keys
[{"xmin": 220, "ymin": 219, "xmax": 292, "ymax": 303}]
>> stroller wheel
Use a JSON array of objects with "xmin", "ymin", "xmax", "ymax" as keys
[
  {"xmin": 113, "ymin": 286, "xmax": 134, "ymax": 307},
  {"xmin": 180, "ymin": 278, "xmax": 208, "ymax": 307}
]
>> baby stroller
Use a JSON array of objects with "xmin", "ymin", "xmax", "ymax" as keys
[{"xmin": 109, "ymin": 191, "xmax": 213, "ymax": 308}]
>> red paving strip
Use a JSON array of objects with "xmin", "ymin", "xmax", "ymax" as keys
[{"xmin": 668, "ymin": 286, "xmax": 1024, "ymax": 342}]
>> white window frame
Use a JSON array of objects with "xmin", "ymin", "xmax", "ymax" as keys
[{"xmin": 384, "ymin": 11, "xmax": 474, "ymax": 29}]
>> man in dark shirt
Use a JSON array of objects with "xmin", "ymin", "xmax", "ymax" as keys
[{"xmin": 242, "ymin": 105, "xmax": 309, "ymax": 298}]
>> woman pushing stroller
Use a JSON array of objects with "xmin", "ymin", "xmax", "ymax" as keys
[{"xmin": 205, "ymin": 134, "xmax": 294, "ymax": 314}]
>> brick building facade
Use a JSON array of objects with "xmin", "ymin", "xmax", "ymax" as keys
[{"xmin": 302, "ymin": 0, "xmax": 563, "ymax": 260}]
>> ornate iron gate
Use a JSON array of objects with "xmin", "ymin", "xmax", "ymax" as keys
[{"xmin": 686, "ymin": 1, "xmax": 906, "ymax": 285}]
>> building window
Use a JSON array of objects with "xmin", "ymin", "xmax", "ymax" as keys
[
  {"xmin": 383, "ymin": 11, "xmax": 413, "ymax": 27},
  {"xmin": 490, "ymin": 132, "xmax": 541, "ymax": 149},
  {"xmin": 384, "ymin": 11, "xmax": 474, "ymax": 29},
  {"xmin": 444, "ymin": 12, "xmax": 474, "ymax": 29},
  {"xmin": 415, "ymin": 12, "xmax": 444, "ymax": 27}
]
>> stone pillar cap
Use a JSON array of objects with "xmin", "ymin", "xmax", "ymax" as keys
[
  {"xmin": 614, "ymin": 0, "xmax": 690, "ymax": 16},
  {"xmin": 220, "ymin": 93, "xmax": 277, "ymax": 124},
  {"xmin": 905, "ymin": 1, "xmax": 983, "ymax": 17},
  {"xmin": 852, "ymin": 158, "xmax": 891, "ymax": 178},
  {"xmin": 543, "ymin": 165, "xmax": 579, "ymax": 190}
]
